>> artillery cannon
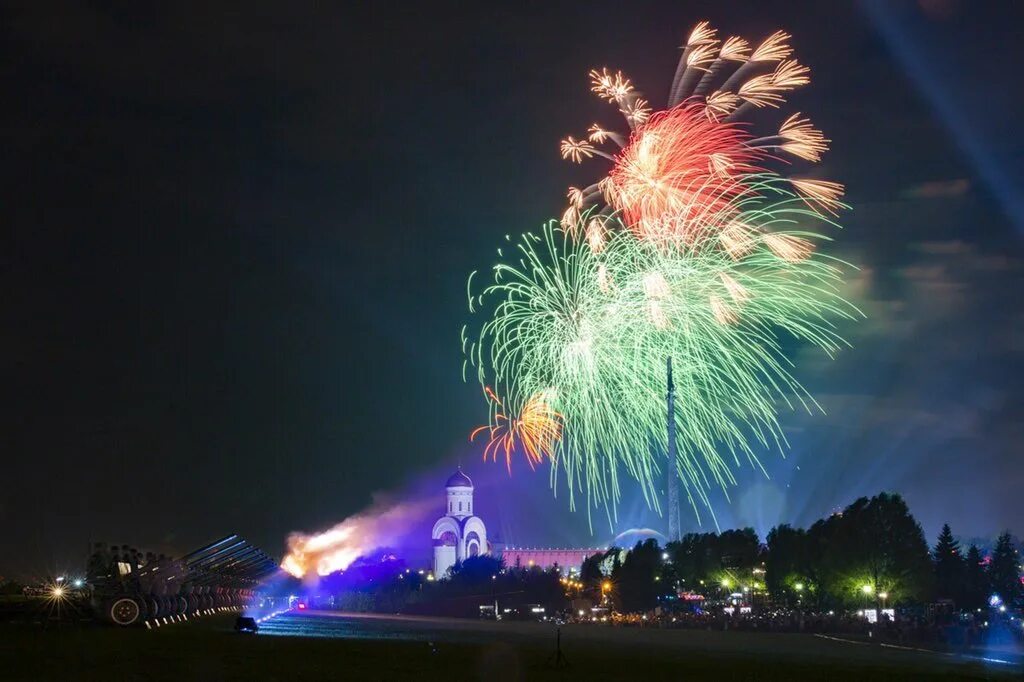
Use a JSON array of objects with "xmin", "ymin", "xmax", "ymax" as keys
[{"xmin": 86, "ymin": 535, "xmax": 279, "ymax": 626}]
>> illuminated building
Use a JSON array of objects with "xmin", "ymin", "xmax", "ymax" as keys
[
  {"xmin": 431, "ymin": 468, "xmax": 488, "ymax": 578},
  {"xmin": 499, "ymin": 547, "xmax": 605, "ymax": 574}
]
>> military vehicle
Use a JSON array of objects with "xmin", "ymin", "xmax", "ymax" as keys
[{"xmin": 85, "ymin": 535, "xmax": 278, "ymax": 626}]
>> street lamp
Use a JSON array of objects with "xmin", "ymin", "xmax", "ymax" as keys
[
  {"xmin": 859, "ymin": 584, "xmax": 875, "ymax": 620},
  {"xmin": 794, "ymin": 582, "xmax": 804, "ymax": 592}
]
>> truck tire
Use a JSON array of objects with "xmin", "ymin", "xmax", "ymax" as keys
[{"xmin": 108, "ymin": 597, "xmax": 141, "ymax": 626}]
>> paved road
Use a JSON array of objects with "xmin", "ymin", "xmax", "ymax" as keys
[{"xmin": 255, "ymin": 610, "xmax": 1022, "ymax": 677}]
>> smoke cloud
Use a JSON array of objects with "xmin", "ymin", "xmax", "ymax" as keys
[{"xmin": 281, "ymin": 495, "xmax": 436, "ymax": 580}]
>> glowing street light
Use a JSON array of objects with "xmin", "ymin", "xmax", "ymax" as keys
[
  {"xmin": 600, "ymin": 580, "xmax": 613, "ymax": 606},
  {"xmin": 861, "ymin": 584, "xmax": 873, "ymax": 595},
  {"xmin": 794, "ymin": 582, "xmax": 804, "ymax": 592}
]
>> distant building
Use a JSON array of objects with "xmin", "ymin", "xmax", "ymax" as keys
[
  {"xmin": 499, "ymin": 547, "xmax": 606, "ymax": 574},
  {"xmin": 431, "ymin": 468, "xmax": 488, "ymax": 578}
]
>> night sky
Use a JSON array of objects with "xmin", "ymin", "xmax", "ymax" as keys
[{"xmin": 3, "ymin": 1, "xmax": 1022, "ymax": 579}]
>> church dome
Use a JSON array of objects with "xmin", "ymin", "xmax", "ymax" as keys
[{"xmin": 445, "ymin": 468, "xmax": 473, "ymax": 488}]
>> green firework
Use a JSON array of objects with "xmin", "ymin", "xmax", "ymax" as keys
[{"xmin": 464, "ymin": 190, "xmax": 859, "ymax": 526}]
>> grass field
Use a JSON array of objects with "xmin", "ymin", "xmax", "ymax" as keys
[{"xmin": 0, "ymin": 611, "xmax": 1019, "ymax": 681}]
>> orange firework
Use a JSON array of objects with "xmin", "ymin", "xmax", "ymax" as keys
[
  {"xmin": 558, "ymin": 21, "xmax": 843, "ymax": 252},
  {"xmin": 471, "ymin": 390, "xmax": 562, "ymax": 473},
  {"xmin": 607, "ymin": 103, "xmax": 764, "ymax": 245}
]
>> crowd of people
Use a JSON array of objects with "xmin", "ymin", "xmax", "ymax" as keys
[{"xmin": 569, "ymin": 605, "xmax": 1023, "ymax": 652}]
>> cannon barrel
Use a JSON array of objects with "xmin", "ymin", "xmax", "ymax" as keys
[
  {"xmin": 89, "ymin": 534, "xmax": 277, "ymax": 626},
  {"xmin": 179, "ymin": 535, "xmax": 239, "ymax": 562}
]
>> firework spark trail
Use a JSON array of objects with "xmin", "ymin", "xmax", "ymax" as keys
[
  {"xmin": 468, "ymin": 210, "xmax": 857, "ymax": 523},
  {"xmin": 470, "ymin": 389, "xmax": 562, "ymax": 473},
  {"xmin": 465, "ymin": 20, "xmax": 859, "ymax": 527}
]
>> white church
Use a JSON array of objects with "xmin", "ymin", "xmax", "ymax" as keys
[{"xmin": 431, "ymin": 468, "xmax": 488, "ymax": 578}]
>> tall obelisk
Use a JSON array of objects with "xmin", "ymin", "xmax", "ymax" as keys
[{"xmin": 666, "ymin": 356, "xmax": 681, "ymax": 542}]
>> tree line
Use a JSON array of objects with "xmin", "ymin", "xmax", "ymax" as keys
[{"xmin": 580, "ymin": 492, "xmax": 1022, "ymax": 614}]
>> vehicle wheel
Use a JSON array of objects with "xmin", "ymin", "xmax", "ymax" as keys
[{"xmin": 109, "ymin": 597, "xmax": 141, "ymax": 626}]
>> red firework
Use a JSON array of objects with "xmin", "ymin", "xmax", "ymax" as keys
[
  {"xmin": 607, "ymin": 103, "xmax": 764, "ymax": 245},
  {"xmin": 559, "ymin": 22, "xmax": 842, "ymax": 247}
]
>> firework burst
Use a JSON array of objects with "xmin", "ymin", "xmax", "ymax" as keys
[
  {"xmin": 563, "ymin": 22, "xmax": 843, "ymax": 243},
  {"xmin": 465, "ymin": 21, "xmax": 859, "ymax": 525},
  {"xmin": 471, "ymin": 389, "xmax": 562, "ymax": 473},
  {"xmin": 607, "ymin": 103, "xmax": 763, "ymax": 245}
]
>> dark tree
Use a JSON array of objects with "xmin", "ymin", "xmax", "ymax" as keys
[
  {"xmin": 0, "ymin": 579, "xmax": 24, "ymax": 595},
  {"xmin": 666, "ymin": 532, "xmax": 721, "ymax": 590},
  {"xmin": 811, "ymin": 493, "xmax": 932, "ymax": 606},
  {"xmin": 962, "ymin": 544, "xmax": 989, "ymax": 611},
  {"xmin": 580, "ymin": 552, "xmax": 605, "ymax": 587},
  {"xmin": 805, "ymin": 514, "xmax": 846, "ymax": 609},
  {"xmin": 448, "ymin": 554, "xmax": 504, "ymax": 585},
  {"xmin": 616, "ymin": 539, "xmax": 663, "ymax": 613},
  {"xmin": 932, "ymin": 523, "xmax": 965, "ymax": 604},
  {"xmin": 717, "ymin": 528, "xmax": 760, "ymax": 575},
  {"xmin": 580, "ymin": 548, "xmax": 616, "ymax": 603},
  {"xmin": 987, "ymin": 533, "xmax": 1022, "ymax": 607},
  {"xmin": 765, "ymin": 525, "xmax": 811, "ymax": 605}
]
